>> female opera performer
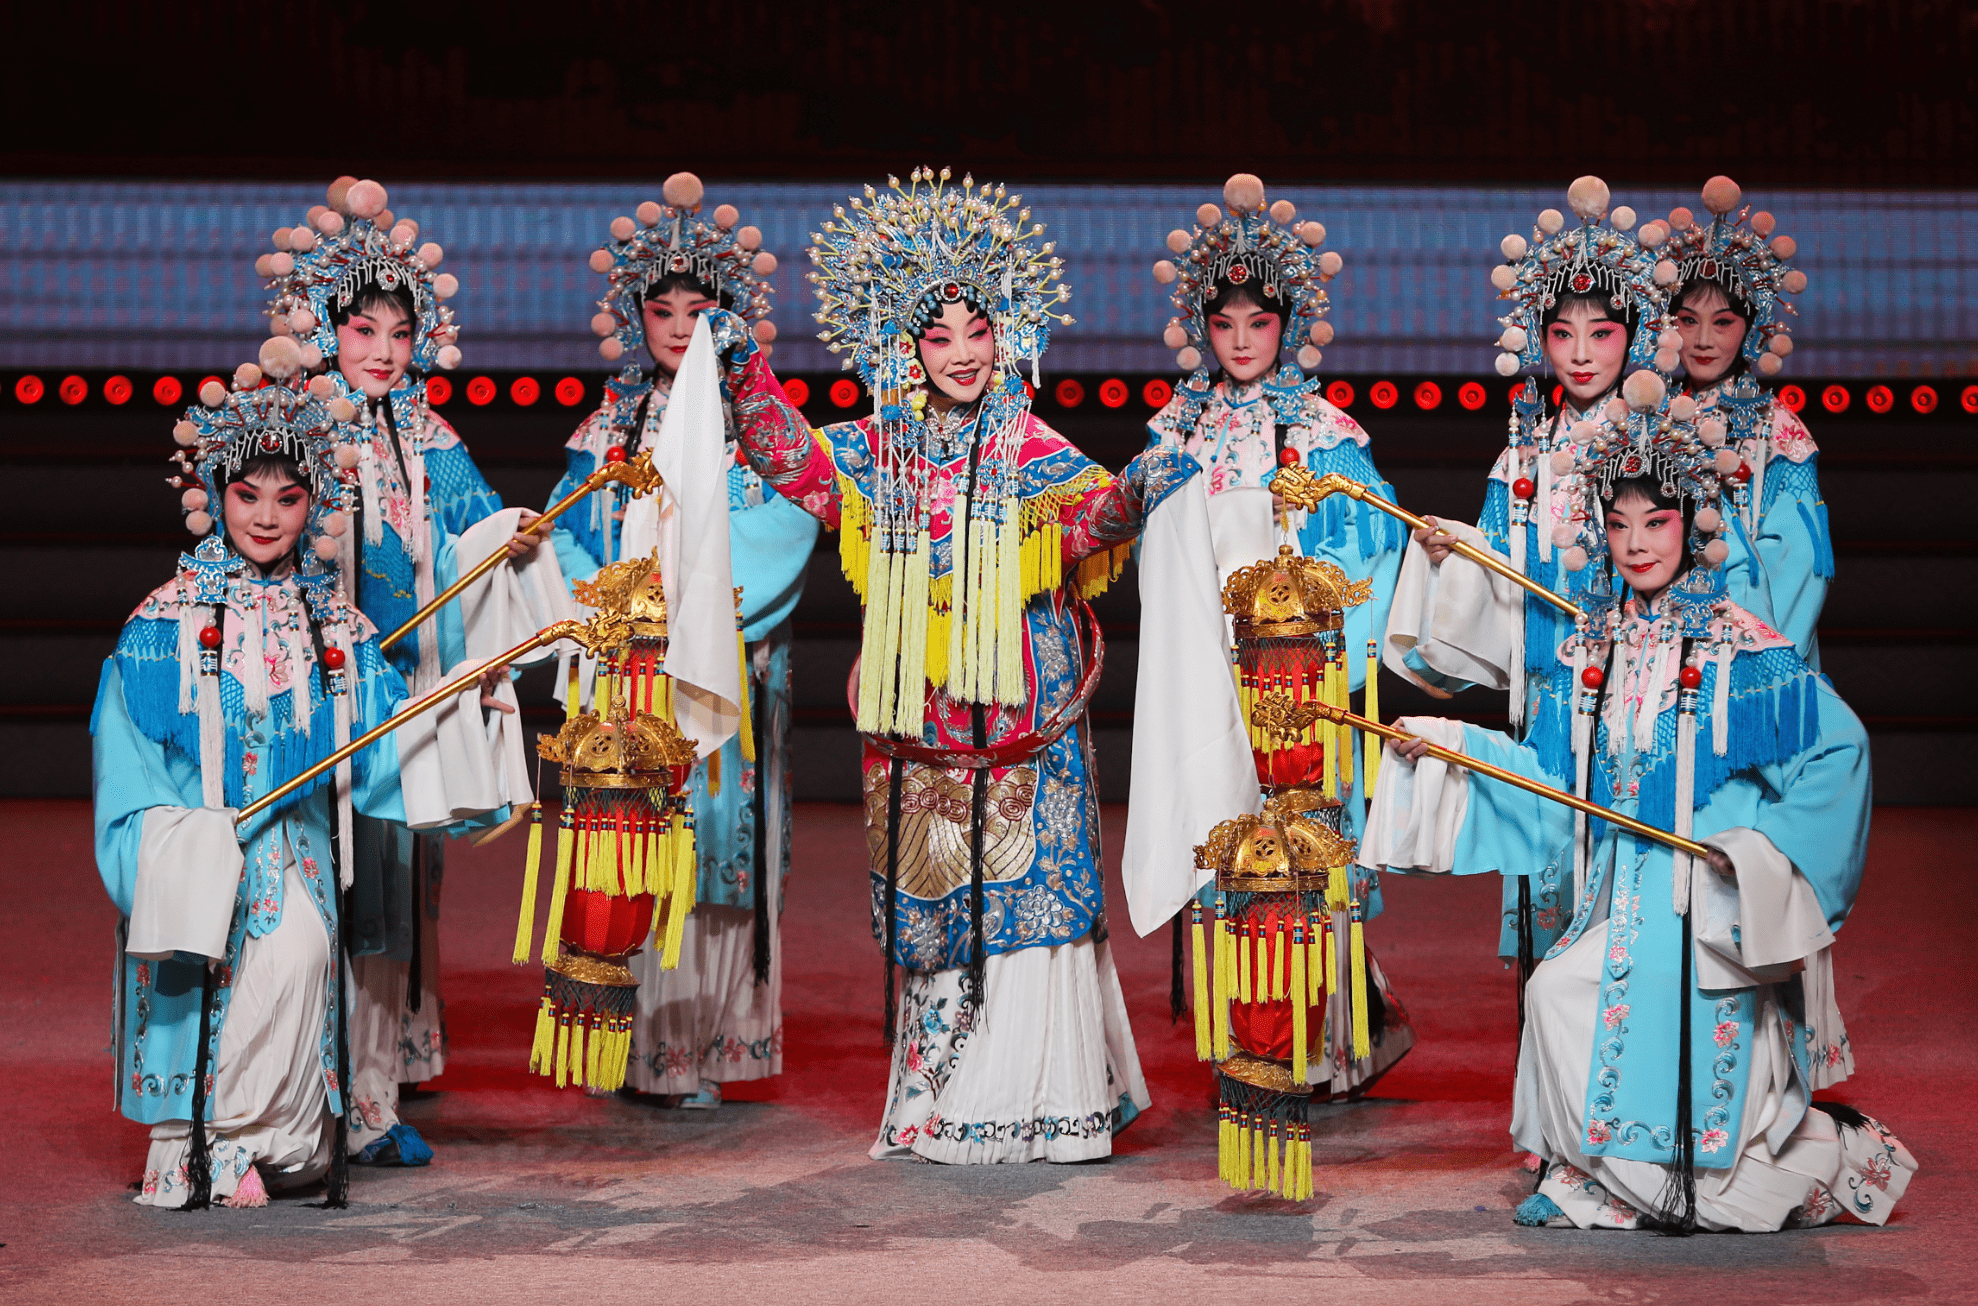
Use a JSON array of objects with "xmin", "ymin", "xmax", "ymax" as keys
[
  {"xmin": 93, "ymin": 360, "xmax": 512, "ymax": 1207},
  {"xmin": 1364, "ymin": 370, "xmax": 1914, "ymax": 1231},
  {"xmin": 552, "ymin": 175, "xmax": 818, "ymax": 1108},
  {"xmin": 1145, "ymin": 174, "xmax": 1413, "ymax": 1096},
  {"xmin": 714, "ymin": 168, "xmax": 1198, "ymax": 1163},
  {"xmin": 259, "ymin": 177, "xmax": 541, "ymax": 1163},
  {"xmin": 1662, "ymin": 177, "xmax": 1829, "ymax": 662}
]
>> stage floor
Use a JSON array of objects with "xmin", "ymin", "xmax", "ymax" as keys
[{"xmin": 2, "ymin": 800, "xmax": 1971, "ymax": 1305}]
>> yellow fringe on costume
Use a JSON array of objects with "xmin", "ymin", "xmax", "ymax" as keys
[
  {"xmin": 1191, "ymin": 902, "xmax": 1212, "ymax": 1061},
  {"xmin": 512, "ymin": 804, "xmax": 544, "ymax": 965},
  {"xmin": 540, "ymin": 808, "xmax": 575, "ymax": 966},
  {"xmin": 1350, "ymin": 901, "xmax": 1371, "ymax": 1061},
  {"xmin": 1290, "ymin": 918, "xmax": 1309, "ymax": 1082},
  {"xmin": 1364, "ymin": 639, "xmax": 1381, "ymax": 794},
  {"xmin": 736, "ymin": 624, "xmax": 756, "ymax": 763}
]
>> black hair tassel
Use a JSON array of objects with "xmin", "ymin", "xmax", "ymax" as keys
[
  {"xmin": 181, "ymin": 966, "xmax": 216, "ymax": 1211},
  {"xmin": 881, "ymin": 756, "xmax": 904, "ymax": 1046}
]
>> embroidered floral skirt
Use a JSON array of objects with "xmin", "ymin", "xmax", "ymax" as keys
[
  {"xmin": 137, "ymin": 863, "xmax": 335, "ymax": 1206},
  {"xmin": 872, "ymin": 934, "xmax": 1151, "ymax": 1164},
  {"xmin": 1513, "ymin": 925, "xmax": 1915, "ymax": 1231},
  {"xmin": 626, "ymin": 904, "xmax": 783, "ymax": 1094}
]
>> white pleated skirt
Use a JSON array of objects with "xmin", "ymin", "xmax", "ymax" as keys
[
  {"xmin": 872, "ymin": 934, "xmax": 1152, "ymax": 1165},
  {"xmin": 625, "ymin": 904, "xmax": 784, "ymax": 1095}
]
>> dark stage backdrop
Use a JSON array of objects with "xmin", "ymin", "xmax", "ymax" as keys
[{"xmin": 4, "ymin": 1, "xmax": 1973, "ymax": 187}]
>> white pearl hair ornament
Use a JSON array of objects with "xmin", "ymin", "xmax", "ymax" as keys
[
  {"xmin": 1501, "ymin": 233, "xmax": 1528, "ymax": 260},
  {"xmin": 589, "ymin": 249, "xmax": 615, "ymax": 274},
  {"xmin": 1750, "ymin": 211, "xmax": 1777, "ymax": 237},
  {"xmin": 1494, "ymin": 352, "xmax": 1521, "ymax": 377},
  {"xmin": 1299, "ymin": 222, "xmax": 1325, "ymax": 247},
  {"xmin": 592, "ymin": 312, "xmax": 617, "ymax": 338},
  {"xmin": 1669, "ymin": 394, "xmax": 1697, "ymax": 421},
  {"xmin": 1490, "ymin": 264, "xmax": 1517, "ymax": 292},
  {"xmin": 326, "ymin": 176, "xmax": 357, "ymax": 211},
  {"xmin": 1701, "ymin": 176, "xmax": 1742, "ymax": 216},
  {"xmin": 306, "ymin": 375, "xmax": 336, "ymax": 400},
  {"xmin": 1162, "ymin": 322, "xmax": 1188, "ymax": 349},
  {"xmin": 1499, "ymin": 327, "xmax": 1529, "ymax": 352},
  {"xmin": 1318, "ymin": 251, "xmax": 1343, "ymax": 277},
  {"xmin": 1714, "ymin": 448, "xmax": 1742, "ymax": 474},
  {"xmin": 200, "ymin": 380, "xmax": 227, "ymax": 407},
  {"xmin": 436, "ymin": 345, "xmax": 462, "ymax": 371},
  {"xmin": 186, "ymin": 510, "xmax": 213, "ymax": 535},
  {"xmin": 1623, "ymin": 370, "xmax": 1668, "ymax": 410},
  {"xmin": 600, "ymin": 338, "xmax": 625, "ymax": 362},
  {"xmin": 752, "ymin": 252, "xmax": 778, "ymax": 275},
  {"xmin": 1702, "ymin": 538, "xmax": 1731, "ymax": 566},
  {"xmin": 1561, "ymin": 545, "xmax": 1589, "ymax": 572},
  {"xmin": 712, "ymin": 204, "xmax": 739, "ymax": 230},
  {"xmin": 329, "ymin": 397, "xmax": 357, "ymax": 422},
  {"xmin": 1176, "ymin": 346, "xmax": 1203, "ymax": 371},
  {"xmin": 1699, "ymin": 417, "xmax": 1727, "ymax": 446},
  {"xmin": 1196, "ymin": 203, "xmax": 1222, "ymax": 228},
  {"xmin": 662, "ymin": 173, "xmax": 704, "ymax": 210},
  {"xmin": 1566, "ymin": 176, "xmax": 1611, "ymax": 221},
  {"xmin": 1269, "ymin": 199, "xmax": 1296, "ymax": 225},
  {"xmin": 181, "ymin": 488, "xmax": 208, "ymax": 511},
  {"xmin": 737, "ymin": 226, "xmax": 763, "ymax": 251},
  {"xmin": 434, "ymin": 274, "xmax": 459, "ymax": 299},
  {"xmin": 753, "ymin": 319, "xmax": 778, "ymax": 343},
  {"xmin": 173, "ymin": 420, "xmax": 200, "ymax": 446},
  {"xmin": 1166, "ymin": 229, "xmax": 1192, "ymax": 254},
  {"xmin": 1550, "ymin": 449, "xmax": 1576, "ymax": 475},
  {"xmin": 344, "ymin": 180, "xmax": 388, "ymax": 220},
  {"xmin": 417, "ymin": 242, "xmax": 443, "ymax": 269},
  {"xmin": 1694, "ymin": 506, "xmax": 1723, "ymax": 533},
  {"xmin": 1153, "ymin": 259, "xmax": 1178, "ymax": 285},
  {"xmin": 1297, "ymin": 345, "xmax": 1323, "ymax": 371},
  {"xmin": 259, "ymin": 337, "xmax": 304, "ymax": 379},
  {"xmin": 636, "ymin": 201, "xmax": 664, "ymax": 227},
  {"xmin": 1310, "ymin": 320, "xmax": 1334, "ymax": 346},
  {"xmin": 313, "ymin": 536, "xmax": 341, "ymax": 562},
  {"xmin": 1610, "ymin": 206, "xmax": 1637, "ymax": 232},
  {"xmin": 610, "ymin": 216, "xmax": 636, "ymax": 241},
  {"xmin": 1537, "ymin": 209, "xmax": 1565, "ymax": 235},
  {"xmin": 1756, "ymin": 353, "xmax": 1784, "ymax": 376}
]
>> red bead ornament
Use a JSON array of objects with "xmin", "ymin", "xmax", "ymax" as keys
[
  {"xmin": 1512, "ymin": 477, "xmax": 1536, "ymax": 500},
  {"xmin": 1580, "ymin": 666, "xmax": 1605, "ymax": 690},
  {"xmin": 604, "ymin": 445, "xmax": 628, "ymax": 464},
  {"xmin": 322, "ymin": 645, "xmax": 347, "ymax": 670},
  {"xmin": 1729, "ymin": 460, "xmax": 1753, "ymax": 483},
  {"xmin": 1678, "ymin": 665, "xmax": 1703, "ymax": 689},
  {"xmin": 198, "ymin": 625, "xmax": 223, "ymax": 650},
  {"xmin": 1279, "ymin": 447, "xmax": 1300, "ymax": 467}
]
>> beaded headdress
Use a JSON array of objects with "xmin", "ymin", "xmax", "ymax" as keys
[
  {"xmin": 167, "ymin": 338, "xmax": 357, "ymax": 565},
  {"xmin": 1549, "ymin": 370, "xmax": 1736, "ymax": 627},
  {"xmin": 260, "ymin": 177, "xmax": 461, "ymax": 375},
  {"xmin": 589, "ymin": 172, "xmax": 778, "ymax": 367},
  {"xmin": 1152, "ymin": 173, "xmax": 1343, "ymax": 412},
  {"xmin": 1657, "ymin": 176, "xmax": 1807, "ymax": 378},
  {"xmin": 1490, "ymin": 177, "xmax": 1675, "ymax": 378}
]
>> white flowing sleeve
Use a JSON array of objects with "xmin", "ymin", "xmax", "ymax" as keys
[
  {"xmin": 453, "ymin": 506, "xmax": 580, "ymax": 666},
  {"xmin": 1382, "ymin": 523, "xmax": 1524, "ymax": 695},
  {"xmin": 1691, "ymin": 826, "xmax": 1837, "ymax": 989},
  {"xmin": 1359, "ymin": 716, "xmax": 1469, "ymax": 873},
  {"xmin": 127, "ymin": 806, "xmax": 244, "ymax": 961}
]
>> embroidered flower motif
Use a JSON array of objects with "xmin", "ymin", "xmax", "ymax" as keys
[
  {"xmin": 1796, "ymin": 1185, "xmax": 1835, "ymax": 1222},
  {"xmin": 1602, "ymin": 1003, "xmax": 1630, "ymax": 1030},
  {"xmin": 1585, "ymin": 1119, "xmax": 1614, "ymax": 1146},
  {"xmin": 896, "ymin": 1123, "xmax": 919, "ymax": 1145},
  {"xmin": 1713, "ymin": 1020, "xmax": 1740, "ymax": 1048},
  {"xmin": 1608, "ymin": 944, "xmax": 1627, "ymax": 964},
  {"xmin": 905, "ymin": 1041, "xmax": 926, "ymax": 1074},
  {"xmin": 1698, "ymin": 1128, "xmax": 1730, "ymax": 1154},
  {"xmin": 1825, "ymin": 1042, "xmax": 1845, "ymax": 1067},
  {"xmin": 242, "ymin": 752, "xmax": 259, "ymax": 776},
  {"xmin": 1858, "ymin": 1153, "xmax": 1894, "ymax": 1192}
]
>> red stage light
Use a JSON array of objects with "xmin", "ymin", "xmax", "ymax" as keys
[
  {"xmin": 555, "ymin": 377, "xmax": 585, "ymax": 407},
  {"xmin": 466, "ymin": 376, "xmax": 497, "ymax": 406},
  {"xmin": 152, "ymin": 376, "xmax": 182, "ymax": 406},
  {"xmin": 427, "ymin": 376, "xmax": 453, "ymax": 406},
  {"xmin": 1142, "ymin": 378, "xmax": 1174, "ymax": 408},
  {"xmin": 829, "ymin": 378, "xmax": 861, "ymax": 408},
  {"xmin": 1911, "ymin": 385, "xmax": 1937, "ymax": 415},
  {"xmin": 1551, "ymin": 383, "xmax": 1564, "ymax": 407},
  {"xmin": 781, "ymin": 377, "xmax": 810, "ymax": 407},
  {"xmin": 1821, "ymin": 384, "xmax": 1850, "ymax": 414},
  {"xmin": 1098, "ymin": 378, "xmax": 1129, "ymax": 408},
  {"xmin": 1370, "ymin": 380, "xmax": 1398, "ymax": 409},
  {"xmin": 1055, "ymin": 378, "xmax": 1086, "ymax": 408},
  {"xmin": 59, "ymin": 375, "xmax": 88, "ymax": 405},
  {"xmin": 511, "ymin": 376, "xmax": 541, "ymax": 406},
  {"xmin": 1413, "ymin": 380, "xmax": 1442, "ymax": 410},
  {"xmin": 1777, "ymin": 384, "xmax": 1806, "ymax": 413},
  {"xmin": 1458, "ymin": 381, "xmax": 1487, "ymax": 411},
  {"xmin": 1326, "ymin": 380, "xmax": 1355, "ymax": 408},
  {"xmin": 1962, "ymin": 385, "xmax": 1978, "ymax": 415},
  {"xmin": 14, "ymin": 375, "xmax": 44, "ymax": 404},
  {"xmin": 104, "ymin": 375, "xmax": 133, "ymax": 406},
  {"xmin": 1865, "ymin": 384, "xmax": 1893, "ymax": 414}
]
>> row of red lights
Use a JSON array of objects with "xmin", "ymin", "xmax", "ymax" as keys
[{"xmin": 10, "ymin": 372, "xmax": 1976, "ymax": 417}]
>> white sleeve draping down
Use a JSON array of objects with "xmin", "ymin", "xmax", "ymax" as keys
[
  {"xmin": 1382, "ymin": 524, "xmax": 1524, "ymax": 694},
  {"xmin": 1358, "ymin": 716, "xmax": 1470, "ymax": 874},
  {"xmin": 128, "ymin": 805, "xmax": 244, "ymax": 961}
]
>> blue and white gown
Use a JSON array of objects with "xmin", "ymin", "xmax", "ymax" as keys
[
  {"xmin": 1364, "ymin": 598, "xmax": 1915, "ymax": 1231},
  {"xmin": 552, "ymin": 367, "xmax": 818, "ymax": 1095}
]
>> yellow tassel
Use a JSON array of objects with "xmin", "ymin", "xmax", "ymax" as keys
[
  {"xmin": 1297, "ymin": 1133, "xmax": 1313, "ymax": 1200},
  {"xmin": 1334, "ymin": 655, "xmax": 1354, "ymax": 790},
  {"xmin": 1252, "ymin": 1122, "xmax": 1266, "ymax": 1191},
  {"xmin": 708, "ymin": 749, "xmax": 722, "ymax": 797},
  {"xmin": 1327, "ymin": 859, "xmax": 1349, "ymax": 912},
  {"xmin": 529, "ymin": 997, "xmax": 554, "ymax": 1075},
  {"xmin": 626, "ymin": 812, "xmax": 646, "ymax": 897},
  {"xmin": 1218, "ymin": 1108, "xmax": 1232, "ymax": 1184},
  {"xmin": 897, "ymin": 526, "xmax": 931, "ymax": 734},
  {"xmin": 856, "ymin": 536, "xmax": 891, "ymax": 732},
  {"xmin": 1351, "ymin": 902, "xmax": 1371, "ymax": 1061},
  {"xmin": 996, "ymin": 497, "xmax": 1023, "ymax": 706},
  {"xmin": 1272, "ymin": 915, "xmax": 1286, "ymax": 1001},
  {"xmin": 1237, "ymin": 1113, "xmax": 1251, "ymax": 1188},
  {"xmin": 553, "ymin": 1016, "xmax": 571, "ymax": 1088},
  {"xmin": 602, "ymin": 812, "xmax": 621, "ymax": 896},
  {"xmin": 1364, "ymin": 639, "xmax": 1381, "ymax": 796},
  {"xmin": 971, "ymin": 514, "xmax": 996, "ymax": 700},
  {"xmin": 945, "ymin": 505, "xmax": 972, "ymax": 700},
  {"xmin": 1238, "ymin": 921, "xmax": 1253, "ymax": 1004},
  {"xmin": 541, "ymin": 809, "xmax": 574, "ymax": 966},
  {"xmin": 925, "ymin": 601, "xmax": 950, "ymax": 691},
  {"xmin": 876, "ymin": 547, "xmax": 906, "ymax": 730},
  {"xmin": 512, "ymin": 803, "xmax": 544, "ymax": 965},
  {"xmin": 572, "ymin": 1020, "xmax": 591, "ymax": 1088},
  {"xmin": 1267, "ymin": 1122, "xmax": 1280, "ymax": 1195},
  {"xmin": 1212, "ymin": 911, "xmax": 1232, "ymax": 1060},
  {"xmin": 1308, "ymin": 909, "xmax": 1324, "ymax": 1006},
  {"xmin": 565, "ymin": 657, "xmax": 581, "ymax": 718},
  {"xmin": 1321, "ymin": 657, "xmax": 1340, "ymax": 800},
  {"xmin": 1290, "ymin": 919, "xmax": 1308, "ymax": 1083},
  {"xmin": 737, "ymin": 628, "xmax": 756, "ymax": 763},
  {"xmin": 1190, "ymin": 902, "xmax": 1212, "ymax": 1061},
  {"xmin": 584, "ymin": 1018, "xmax": 602, "ymax": 1087}
]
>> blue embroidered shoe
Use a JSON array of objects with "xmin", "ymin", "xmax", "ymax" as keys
[
  {"xmin": 680, "ymin": 1080, "xmax": 723, "ymax": 1111},
  {"xmin": 1514, "ymin": 1192, "xmax": 1569, "ymax": 1227},
  {"xmin": 354, "ymin": 1123, "xmax": 435, "ymax": 1166}
]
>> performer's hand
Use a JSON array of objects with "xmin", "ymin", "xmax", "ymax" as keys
[
  {"xmin": 479, "ymin": 667, "xmax": 516, "ymax": 714},
  {"xmin": 1389, "ymin": 716, "xmax": 1453, "ymax": 763},
  {"xmin": 1413, "ymin": 515, "xmax": 1457, "ymax": 564},
  {"xmin": 506, "ymin": 509, "xmax": 545, "ymax": 558},
  {"xmin": 1705, "ymin": 847, "xmax": 1736, "ymax": 879},
  {"xmin": 700, "ymin": 307, "xmax": 759, "ymax": 377}
]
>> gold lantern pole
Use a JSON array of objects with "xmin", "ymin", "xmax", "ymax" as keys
[
  {"xmin": 1274, "ymin": 466, "xmax": 1584, "ymax": 620},
  {"xmin": 378, "ymin": 451, "xmax": 663, "ymax": 652}
]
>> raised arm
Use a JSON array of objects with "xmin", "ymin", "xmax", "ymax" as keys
[
  {"xmin": 1057, "ymin": 444, "xmax": 1199, "ymax": 560},
  {"xmin": 712, "ymin": 312, "xmax": 844, "ymax": 529}
]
